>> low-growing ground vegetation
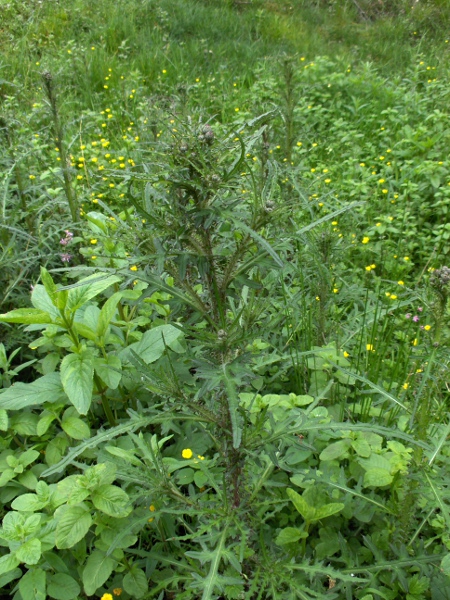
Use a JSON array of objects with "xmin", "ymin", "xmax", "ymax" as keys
[{"xmin": 2, "ymin": 0, "xmax": 450, "ymax": 598}]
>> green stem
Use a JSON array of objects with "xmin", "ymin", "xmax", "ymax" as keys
[{"xmin": 94, "ymin": 373, "xmax": 116, "ymax": 426}]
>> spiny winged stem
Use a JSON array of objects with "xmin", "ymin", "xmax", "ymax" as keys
[
  {"xmin": 41, "ymin": 71, "xmax": 78, "ymax": 225},
  {"xmin": 281, "ymin": 55, "xmax": 298, "ymax": 164}
]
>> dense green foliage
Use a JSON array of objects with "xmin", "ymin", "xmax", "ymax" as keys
[{"xmin": 2, "ymin": 0, "xmax": 450, "ymax": 598}]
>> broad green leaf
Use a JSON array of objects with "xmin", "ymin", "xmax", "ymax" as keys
[
  {"xmin": 11, "ymin": 493, "xmax": 48, "ymax": 512},
  {"xmin": 83, "ymin": 305, "xmax": 101, "ymax": 331},
  {"xmin": 0, "ymin": 567, "xmax": 21, "ymax": 588},
  {"xmin": 18, "ymin": 469, "xmax": 38, "ymax": 490},
  {"xmin": 275, "ymin": 527, "xmax": 306, "ymax": 545},
  {"xmin": 352, "ymin": 438, "xmax": 372, "ymax": 457},
  {"xmin": 19, "ymin": 567, "xmax": 46, "ymax": 600},
  {"xmin": 319, "ymin": 439, "xmax": 352, "ymax": 461},
  {"xmin": 82, "ymin": 549, "xmax": 116, "ymax": 596},
  {"xmin": 45, "ymin": 437, "xmax": 69, "ymax": 467},
  {"xmin": 363, "ymin": 468, "xmax": 393, "ymax": 488},
  {"xmin": 47, "ymin": 573, "xmax": 80, "ymax": 600},
  {"xmin": 0, "ymin": 373, "xmax": 66, "ymax": 410},
  {"xmin": 16, "ymin": 538, "xmax": 42, "ymax": 564},
  {"xmin": 194, "ymin": 470, "xmax": 208, "ymax": 488},
  {"xmin": 56, "ymin": 475, "xmax": 90, "ymax": 505},
  {"xmin": 61, "ymin": 416, "xmax": 90, "ymax": 440},
  {"xmin": 37, "ymin": 412, "xmax": 57, "ymax": 436},
  {"xmin": 72, "ymin": 322, "xmax": 98, "ymax": 342},
  {"xmin": 31, "ymin": 285, "xmax": 60, "ymax": 320},
  {"xmin": 97, "ymin": 292, "xmax": 122, "ymax": 337},
  {"xmin": 431, "ymin": 174, "xmax": 441, "ymax": 189},
  {"xmin": 91, "ymin": 484, "xmax": 131, "ymax": 517},
  {"xmin": 314, "ymin": 503, "xmax": 345, "ymax": 520},
  {"xmin": 55, "ymin": 505, "xmax": 92, "ymax": 549},
  {"xmin": 40, "ymin": 267, "xmax": 58, "ymax": 306},
  {"xmin": 0, "ymin": 308, "xmax": 53, "ymax": 325},
  {"xmin": 286, "ymin": 488, "xmax": 316, "ymax": 522},
  {"xmin": 120, "ymin": 324, "xmax": 183, "ymax": 364},
  {"xmin": 123, "ymin": 566, "xmax": 149, "ymax": 599},
  {"xmin": 19, "ymin": 448, "xmax": 40, "ymax": 467},
  {"xmin": 66, "ymin": 273, "xmax": 121, "ymax": 313},
  {"xmin": 0, "ymin": 553, "xmax": 20, "ymax": 576},
  {"xmin": 104, "ymin": 445, "xmax": 143, "ymax": 467},
  {"xmin": 93, "ymin": 355, "xmax": 122, "ymax": 389},
  {"xmin": 0, "ymin": 409, "xmax": 8, "ymax": 431},
  {"xmin": 60, "ymin": 353, "xmax": 94, "ymax": 415},
  {"xmin": 441, "ymin": 555, "xmax": 450, "ymax": 576}
]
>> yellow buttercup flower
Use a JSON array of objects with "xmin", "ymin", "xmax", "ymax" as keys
[{"xmin": 182, "ymin": 449, "xmax": 193, "ymax": 459}]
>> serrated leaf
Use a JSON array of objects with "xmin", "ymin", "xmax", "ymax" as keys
[
  {"xmin": 60, "ymin": 353, "xmax": 94, "ymax": 415},
  {"xmin": 0, "ymin": 373, "xmax": 66, "ymax": 410},
  {"xmin": 65, "ymin": 274, "xmax": 120, "ymax": 313},
  {"xmin": 123, "ymin": 566, "xmax": 149, "ymax": 599},
  {"xmin": 16, "ymin": 538, "xmax": 41, "ymax": 564},
  {"xmin": 91, "ymin": 485, "xmax": 131, "ymax": 517},
  {"xmin": 47, "ymin": 573, "xmax": 80, "ymax": 600},
  {"xmin": 61, "ymin": 416, "xmax": 90, "ymax": 440},
  {"xmin": 41, "ymin": 413, "xmax": 156, "ymax": 477},
  {"xmin": 82, "ymin": 549, "xmax": 116, "ymax": 596},
  {"xmin": 19, "ymin": 567, "xmax": 46, "ymax": 600},
  {"xmin": 55, "ymin": 505, "xmax": 92, "ymax": 549}
]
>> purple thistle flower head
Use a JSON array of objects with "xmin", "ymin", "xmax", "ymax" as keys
[
  {"xmin": 417, "ymin": 306, "xmax": 423, "ymax": 312},
  {"xmin": 60, "ymin": 253, "xmax": 72, "ymax": 263},
  {"xmin": 405, "ymin": 313, "xmax": 411, "ymax": 319},
  {"xmin": 412, "ymin": 315, "xmax": 419, "ymax": 322}
]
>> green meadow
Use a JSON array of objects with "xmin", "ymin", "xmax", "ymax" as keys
[{"xmin": 2, "ymin": 0, "xmax": 450, "ymax": 598}]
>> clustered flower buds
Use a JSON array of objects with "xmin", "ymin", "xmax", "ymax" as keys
[
  {"xmin": 60, "ymin": 230, "xmax": 73, "ymax": 246},
  {"xmin": 430, "ymin": 266, "xmax": 450, "ymax": 293},
  {"xmin": 59, "ymin": 230, "xmax": 74, "ymax": 263},
  {"xmin": 198, "ymin": 124, "xmax": 214, "ymax": 145}
]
